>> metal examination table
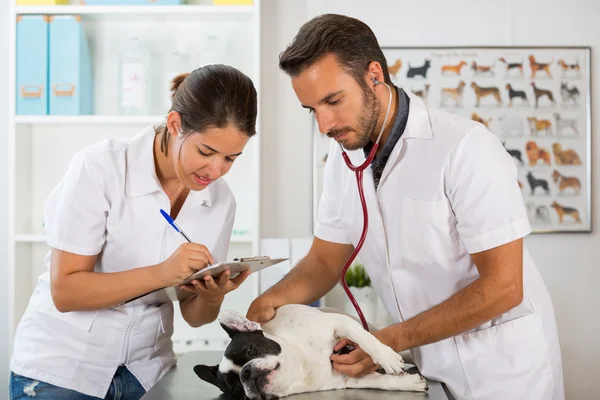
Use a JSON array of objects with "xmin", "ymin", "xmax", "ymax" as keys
[{"xmin": 141, "ymin": 351, "xmax": 449, "ymax": 400}]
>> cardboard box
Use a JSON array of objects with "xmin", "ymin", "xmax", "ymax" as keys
[
  {"xmin": 48, "ymin": 15, "xmax": 94, "ymax": 115},
  {"xmin": 16, "ymin": 15, "xmax": 49, "ymax": 115}
]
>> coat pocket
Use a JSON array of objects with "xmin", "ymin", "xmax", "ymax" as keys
[
  {"xmin": 31, "ymin": 301, "xmax": 98, "ymax": 379},
  {"xmin": 402, "ymin": 197, "xmax": 461, "ymax": 262},
  {"xmin": 454, "ymin": 313, "xmax": 554, "ymax": 400}
]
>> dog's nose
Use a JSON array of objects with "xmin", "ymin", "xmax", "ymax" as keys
[{"xmin": 241, "ymin": 364, "xmax": 252, "ymax": 382}]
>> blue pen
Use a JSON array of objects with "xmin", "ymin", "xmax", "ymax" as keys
[{"xmin": 160, "ymin": 209, "xmax": 192, "ymax": 243}]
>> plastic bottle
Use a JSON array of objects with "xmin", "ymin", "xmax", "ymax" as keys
[
  {"xmin": 119, "ymin": 36, "xmax": 152, "ymax": 115},
  {"xmin": 199, "ymin": 34, "xmax": 221, "ymax": 66},
  {"xmin": 163, "ymin": 51, "xmax": 188, "ymax": 113}
]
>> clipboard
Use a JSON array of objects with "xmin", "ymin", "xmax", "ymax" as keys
[
  {"xmin": 113, "ymin": 256, "xmax": 289, "ymax": 307},
  {"xmin": 179, "ymin": 256, "xmax": 289, "ymax": 285}
]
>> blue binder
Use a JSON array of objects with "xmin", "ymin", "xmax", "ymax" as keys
[
  {"xmin": 48, "ymin": 15, "xmax": 94, "ymax": 115},
  {"xmin": 16, "ymin": 15, "xmax": 49, "ymax": 115}
]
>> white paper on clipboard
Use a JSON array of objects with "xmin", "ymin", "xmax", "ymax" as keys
[
  {"xmin": 113, "ymin": 256, "xmax": 289, "ymax": 307},
  {"xmin": 179, "ymin": 256, "xmax": 289, "ymax": 285}
]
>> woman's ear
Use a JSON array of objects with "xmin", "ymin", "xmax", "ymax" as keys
[{"xmin": 166, "ymin": 111, "xmax": 182, "ymax": 138}]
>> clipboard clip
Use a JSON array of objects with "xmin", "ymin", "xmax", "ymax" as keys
[{"xmin": 233, "ymin": 256, "xmax": 271, "ymax": 262}]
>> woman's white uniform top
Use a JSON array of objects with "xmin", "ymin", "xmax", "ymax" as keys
[
  {"xmin": 10, "ymin": 125, "xmax": 236, "ymax": 398},
  {"xmin": 316, "ymin": 92, "xmax": 564, "ymax": 400}
]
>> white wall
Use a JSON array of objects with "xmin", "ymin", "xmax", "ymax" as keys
[{"xmin": 260, "ymin": 1, "xmax": 599, "ymax": 398}]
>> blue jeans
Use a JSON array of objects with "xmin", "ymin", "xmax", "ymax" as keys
[{"xmin": 9, "ymin": 366, "xmax": 146, "ymax": 400}]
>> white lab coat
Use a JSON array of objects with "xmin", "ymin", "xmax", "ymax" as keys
[
  {"xmin": 10, "ymin": 126, "xmax": 237, "ymax": 398},
  {"xmin": 315, "ymin": 92, "xmax": 564, "ymax": 400}
]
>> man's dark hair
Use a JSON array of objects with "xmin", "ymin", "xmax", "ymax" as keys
[{"xmin": 279, "ymin": 14, "xmax": 391, "ymax": 89}]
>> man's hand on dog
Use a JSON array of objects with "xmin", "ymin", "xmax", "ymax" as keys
[
  {"xmin": 246, "ymin": 297, "xmax": 277, "ymax": 324},
  {"xmin": 330, "ymin": 334, "xmax": 386, "ymax": 378}
]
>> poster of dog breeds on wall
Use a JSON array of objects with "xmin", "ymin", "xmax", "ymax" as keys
[{"xmin": 379, "ymin": 46, "xmax": 591, "ymax": 232}]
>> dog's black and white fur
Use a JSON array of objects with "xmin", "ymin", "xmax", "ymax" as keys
[{"xmin": 194, "ymin": 305, "xmax": 427, "ymax": 399}]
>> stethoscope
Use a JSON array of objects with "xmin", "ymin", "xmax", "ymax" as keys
[{"xmin": 338, "ymin": 77, "xmax": 394, "ymax": 332}]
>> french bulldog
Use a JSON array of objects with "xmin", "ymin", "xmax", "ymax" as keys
[{"xmin": 194, "ymin": 304, "xmax": 428, "ymax": 399}]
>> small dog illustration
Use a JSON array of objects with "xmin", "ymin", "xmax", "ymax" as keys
[
  {"xmin": 502, "ymin": 141, "xmax": 524, "ymax": 166},
  {"xmin": 526, "ymin": 171, "xmax": 550, "ymax": 195},
  {"xmin": 557, "ymin": 59, "xmax": 581, "ymax": 78},
  {"xmin": 497, "ymin": 115, "xmax": 523, "ymax": 137},
  {"xmin": 440, "ymin": 81, "xmax": 465, "ymax": 107},
  {"xmin": 531, "ymin": 82, "xmax": 555, "ymax": 108},
  {"xmin": 526, "ymin": 117, "xmax": 553, "ymax": 137},
  {"xmin": 411, "ymin": 84, "xmax": 430, "ymax": 103},
  {"xmin": 471, "ymin": 61, "xmax": 495, "ymax": 76},
  {"xmin": 552, "ymin": 143, "xmax": 582, "ymax": 165},
  {"xmin": 441, "ymin": 60, "xmax": 467, "ymax": 75},
  {"xmin": 535, "ymin": 205, "xmax": 551, "ymax": 224},
  {"xmin": 526, "ymin": 141, "xmax": 551, "ymax": 166},
  {"xmin": 505, "ymin": 83, "xmax": 529, "ymax": 107},
  {"xmin": 553, "ymin": 113, "xmax": 578, "ymax": 137},
  {"xmin": 551, "ymin": 201, "xmax": 581, "ymax": 223},
  {"xmin": 552, "ymin": 170, "xmax": 581, "ymax": 195},
  {"xmin": 388, "ymin": 59, "xmax": 402, "ymax": 78},
  {"xmin": 471, "ymin": 112, "xmax": 491, "ymax": 128},
  {"xmin": 498, "ymin": 57, "xmax": 524, "ymax": 77},
  {"xmin": 471, "ymin": 82, "xmax": 503, "ymax": 107},
  {"xmin": 560, "ymin": 82, "xmax": 580, "ymax": 107},
  {"xmin": 406, "ymin": 59, "xmax": 431, "ymax": 79},
  {"xmin": 529, "ymin": 55, "xmax": 553, "ymax": 78}
]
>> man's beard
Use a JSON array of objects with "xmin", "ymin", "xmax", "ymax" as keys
[{"xmin": 326, "ymin": 85, "xmax": 380, "ymax": 151}]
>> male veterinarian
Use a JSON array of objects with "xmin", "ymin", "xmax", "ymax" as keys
[{"xmin": 247, "ymin": 14, "xmax": 564, "ymax": 400}]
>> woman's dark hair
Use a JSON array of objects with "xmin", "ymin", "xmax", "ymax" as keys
[
  {"xmin": 278, "ymin": 14, "xmax": 391, "ymax": 91},
  {"xmin": 157, "ymin": 64, "xmax": 257, "ymax": 155}
]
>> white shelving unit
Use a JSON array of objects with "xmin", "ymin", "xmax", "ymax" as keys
[
  {"xmin": 15, "ymin": 5, "xmax": 255, "ymax": 15},
  {"xmin": 7, "ymin": 0, "xmax": 262, "ymax": 357}
]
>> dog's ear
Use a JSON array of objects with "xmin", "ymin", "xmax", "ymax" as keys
[
  {"xmin": 218, "ymin": 309, "xmax": 262, "ymax": 338},
  {"xmin": 194, "ymin": 364, "xmax": 224, "ymax": 390}
]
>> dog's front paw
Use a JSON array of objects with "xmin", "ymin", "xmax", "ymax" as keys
[{"xmin": 369, "ymin": 345, "xmax": 405, "ymax": 375}]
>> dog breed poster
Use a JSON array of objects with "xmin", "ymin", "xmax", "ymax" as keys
[{"xmin": 365, "ymin": 46, "xmax": 590, "ymax": 233}]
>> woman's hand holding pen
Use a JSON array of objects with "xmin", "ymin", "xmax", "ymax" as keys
[{"xmin": 158, "ymin": 243, "xmax": 214, "ymax": 287}]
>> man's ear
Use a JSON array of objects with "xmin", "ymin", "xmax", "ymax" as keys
[
  {"xmin": 193, "ymin": 365, "xmax": 223, "ymax": 390},
  {"xmin": 218, "ymin": 310, "xmax": 262, "ymax": 339}
]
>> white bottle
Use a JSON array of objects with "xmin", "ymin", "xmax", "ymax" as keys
[
  {"xmin": 199, "ymin": 35, "xmax": 221, "ymax": 66},
  {"xmin": 163, "ymin": 51, "xmax": 188, "ymax": 112},
  {"xmin": 119, "ymin": 36, "xmax": 152, "ymax": 115}
]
